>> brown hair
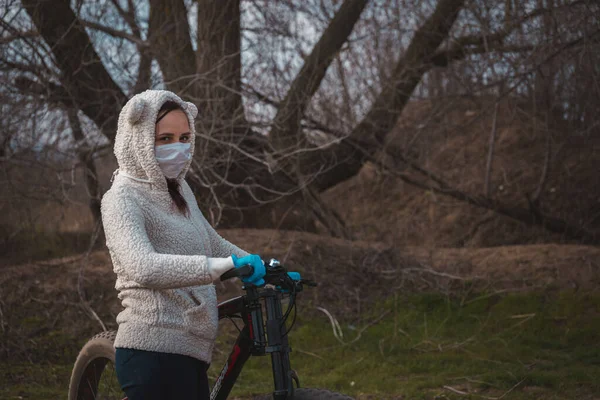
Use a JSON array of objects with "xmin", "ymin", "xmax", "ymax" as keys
[{"xmin": 156, "ymin": 100, "xmax": 190, "ymax": 217}]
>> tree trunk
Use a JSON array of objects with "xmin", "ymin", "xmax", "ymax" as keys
[
  {"xmin": 196, "ymin": 0, "xmax": 246, "ymax": 131},
  {"xmin": 148, "ymin": 0, "xmax": 197, "ymax": 96}
]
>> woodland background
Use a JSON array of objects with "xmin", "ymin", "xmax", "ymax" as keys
[{"xmin": 1, "ymin": 0, "xmax": 600, "ymax": 399}]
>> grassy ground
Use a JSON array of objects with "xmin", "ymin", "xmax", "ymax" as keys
[{"xmin": 2, "ymin": 289, "xmax": 599, "ymax": 399}]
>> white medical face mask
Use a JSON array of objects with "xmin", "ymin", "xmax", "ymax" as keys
[{"xmin": 154, "ymin": 142, "xmax": 191, "ymax": 179}]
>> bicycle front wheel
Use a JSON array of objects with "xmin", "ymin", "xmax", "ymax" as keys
[{"xmin": 68, "ymin": 330, "xmax": 124, "ymax": 400}]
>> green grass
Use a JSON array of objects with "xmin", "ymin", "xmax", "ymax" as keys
[
  {"xmin": 217, "ymin": 290, "xmax": 600, "ymax": 399},
  {"xmin": 2, "ymin": 290, "xmax": 600, "ymax": 399}
]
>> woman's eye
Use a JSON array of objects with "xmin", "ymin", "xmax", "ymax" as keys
[{"xmin": 181, "ymin": 136, "xmax": 190, "ymax": 142}]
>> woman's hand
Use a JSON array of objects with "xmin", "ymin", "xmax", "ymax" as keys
[{"xmin": 231, "ymin": 254, "xmax": 266, "ymax": 286}]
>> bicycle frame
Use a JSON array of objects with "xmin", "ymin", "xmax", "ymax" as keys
[
  {"xmin": 210, "ymin": 285, "xmax": 296, "ymax": 400},
  {"xmin": 73, "ymin": 262, "xmax": 314, "ymax": 400}
]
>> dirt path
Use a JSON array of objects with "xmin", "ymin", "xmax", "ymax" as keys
[{"xmin": 2, "ymin": 229, "xmax": 598, "ymax": 329}]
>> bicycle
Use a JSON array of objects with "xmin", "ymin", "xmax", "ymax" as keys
[{"xmin": 68, "ymin": 258, "xmax": 353, "ymax": 399}]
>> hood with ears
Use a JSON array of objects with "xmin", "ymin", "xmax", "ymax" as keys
[{"xmin": 113, "ymin": 90, "xmax": 198, "ymax": 191}]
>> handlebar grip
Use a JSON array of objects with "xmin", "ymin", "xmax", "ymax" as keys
[{"xmin": 220, "ymin": 264, "xmax": 254, "ymax": 282}]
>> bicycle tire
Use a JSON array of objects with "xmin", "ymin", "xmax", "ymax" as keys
[
  {"xmin": 69, "ymin": 331, "xmax": 353, "ymax": 400},
  {"xmin": 68, "ymin": 330, "xmax": 124, "ymax": 400},
  {"xmin": 253, "ymin": 388, "xmax": 355, "ymax": 399}
]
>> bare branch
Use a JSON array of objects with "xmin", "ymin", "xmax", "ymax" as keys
[
  {"xmin": 531, "ymin": 125, "xmax": 552, "ymax": 204},
  {"xmin": 109, "ymin": 0, "xmax": 142, "ymax": 36},
  {"xmin": 79, "ymin": 19, "xmax": 148, "ymax": 48},
  {"xmin": 432, "ymin": 0, "xmax": 594, "ymax": 67},
  {"xmin": 105, "ymin": 0, "xmax": 152, "ymax": 94},
  {"xmin": 0, "ymin": 30, "xmax": 38, "ymax": 45},
  {"xmin": 269, "ymin": 0, "xmax": 369, "ymax": 154},
  {"xmin": 21, "ymin": 0, "xmax": 127, "ymax": 141},
  {"xmin": 66, "ymin": 108, "xmax": 101, "ymax": 223},
  {"xmin": 371, "ymin": 150, "xmax": 599, "ymax": 244},
  {"xmin": 306, "ymin": 0, "xmax": 467, "ymax": 191},
  {"xmin": 484, "ymin": 102, "xmax": 499, "ymax": 197}
]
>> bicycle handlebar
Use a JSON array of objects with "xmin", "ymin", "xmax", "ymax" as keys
[
  {"xmin": 219, "ymin": 259, "xmax": 318, "ymax": 289},
  {"xmin": 219, "ymin": 264, "xmax": 254, "ymax": 282}
]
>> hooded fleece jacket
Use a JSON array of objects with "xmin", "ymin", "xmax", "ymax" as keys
[{"xmin": 101, "ymin": 90, "xmax": 249, "ymax": 364}]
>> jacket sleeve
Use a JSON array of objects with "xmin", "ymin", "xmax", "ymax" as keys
[
  {"xmin": 202, "ymin": 216, "xmax": 251, "ymax": 259},
  {"xmin": 101, "ymin": 190, "xmax": 214, "ymax": 289},
  {"xmin": 179, "ymin": 179, "xmax": 251, "ymax": 259}
]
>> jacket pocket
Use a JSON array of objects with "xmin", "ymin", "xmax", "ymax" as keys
[{"xmin": 183, "ymin": 285, "xmax": 219, "ymax": 341}]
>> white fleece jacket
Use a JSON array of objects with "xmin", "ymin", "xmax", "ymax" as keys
[{"xmin": 101, "ymin": 90, "xmax": 249, "ymax": 363}]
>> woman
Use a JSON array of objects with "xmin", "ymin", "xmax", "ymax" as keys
[{"xmin": 101, "ymin": 89, "xmax": 266, "ymax": 399}]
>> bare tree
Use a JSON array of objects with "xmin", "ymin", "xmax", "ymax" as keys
[{"xmin": 1, "ymin": 0, "xmax": 599, "ymax": 243}]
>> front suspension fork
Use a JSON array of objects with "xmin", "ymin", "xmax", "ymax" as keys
[{"xmin": 264, "ymin": 289, "xmax": 294, "ymax": 399}]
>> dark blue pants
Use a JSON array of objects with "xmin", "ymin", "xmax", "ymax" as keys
[{"xmin": 115, "ymin": 347, "xmax": 210, "ymax": 400}]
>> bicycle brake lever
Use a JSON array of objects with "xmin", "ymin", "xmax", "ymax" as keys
[{"xmin": 220, "ymin": 264, "xmax": 254, "ymax": 281}]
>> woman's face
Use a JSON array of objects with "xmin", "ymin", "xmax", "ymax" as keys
[{"xmin": 155, "ymin": 110, "xmax": 191, "ymax": 146}]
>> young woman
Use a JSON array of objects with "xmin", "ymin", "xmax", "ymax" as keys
[{"xmin": 101, "ymin": 89, "xmax": 266, "ymax": 399}]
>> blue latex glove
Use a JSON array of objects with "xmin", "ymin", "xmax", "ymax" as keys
[
  {"xmin": 231, "ymin": 254, "xmax": 266, "ymax": 286},
  {"xmin": 287, "ymin": 272, "xmax": 301, "ymax": 281},
  {"xmin": 277, "ymin": 272, "xmax": 301, "ymax": 293}
]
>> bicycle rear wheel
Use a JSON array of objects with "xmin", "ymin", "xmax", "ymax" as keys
[
  {"xmin": 68, "ymin": 330, "xmax": 125, "ymax": 400},
  {"xmin": 254, "ymin": 388, "xmax": 354, "ymax": 399}
]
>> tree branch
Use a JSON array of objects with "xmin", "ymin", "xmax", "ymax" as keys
[
  {"xmin": 431, "ymin": 0, "xmax": 590, "ymax": 67},
  {"xmin": 304, "ymin": 0, "xmax": 466, "ymax": 191},
  {"xmin": 431, "ymin": 43, "xmax": 536, "ymax": 66},
  {"xmin": 530, "ymin": 124, "xmax": 552, "ymax": 204},
  {"xmin": 110, "ymin": 0, "xmax": 141, "ymax": 37},
  {"xmin": 0, "ymin": 30, "xmax": 38, "ymax": 45},
  {"xmin": 360, "ymin": 142, "xmax": 599, "ymax": 244},
  {"xmin": 13, "ymin": 77, "xmax": 69, "ymax": 105},
  {"xmin": 79, "ymin": 19, "xmax": 148, "ymax": 48},
  {"xmin": 104, "ymin": 0, "xmax": 152, "ymax": 94},
  {"xmin": 269, "ymin": 0, "xmax": 369, "ymax": 154},
  {"xmin": 22, "ymin": 0, "xmax": 127, "ymax": 141},
  {"xmin": 484, "ymin": 102, "xmax": 499, "ymax": 197}
]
